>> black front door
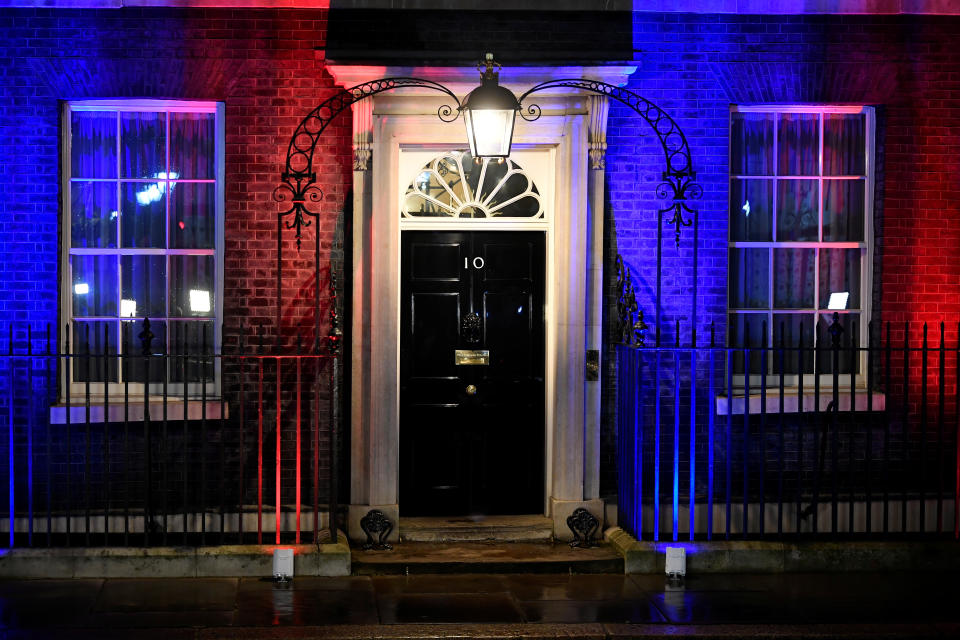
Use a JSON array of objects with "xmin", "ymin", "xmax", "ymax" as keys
[{"xmin": 400, "ymin": 230, "xmax": 545, "ymax": 516}]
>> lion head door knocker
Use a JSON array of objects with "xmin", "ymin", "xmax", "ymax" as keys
[
  {"xmin": 359, "ymin": 509, "xmax": 393, "ymax": 551},
  {"xmin": 461, "ymin": 311, "xmax": 481, "ymax": 344}
]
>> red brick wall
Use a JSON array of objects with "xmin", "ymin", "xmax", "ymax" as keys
[{"xmin": 0, "ymin": 7, "xmax": 350, "ymax": 350}]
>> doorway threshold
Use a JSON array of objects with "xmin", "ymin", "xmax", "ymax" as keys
[
  {"xmin": 352, "ymin": 540, "xmax": 623, "ymax": 575},
  {"xmin": 400, "ymin": 515, "xmax": 553, "ymax": 543}
]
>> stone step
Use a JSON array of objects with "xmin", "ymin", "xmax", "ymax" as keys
[
  {"xmin": 399, "ymin": 515, "xmax": 554, "ymax": 543},
  {"xmin": 352, "ymin": 541, "xmax": 623, "ymax": 575}
]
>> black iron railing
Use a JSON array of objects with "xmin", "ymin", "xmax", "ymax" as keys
[
  {"xmin": 0, "ymin": 320, "xmax": 341, "ymax": 548},
  {"xmin": 616, "ymin": 317, "xmax": 960, "ymax": 541}
]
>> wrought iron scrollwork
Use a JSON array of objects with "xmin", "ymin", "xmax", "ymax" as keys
[
  {"xmin": 276, "ymin": 78, "xmax": 462, "ymax": 251},
  {"xmin": 566, "ymin": 507, "xmax": 599, "ymax": 548},
  {"xmin": 518, "ymin": 79, "xmax": 701, "ymax": 247},
  {"xmin": 657, "ymin": 173, "xmax": 702, "ymax": 248},
  {"xmin": 519, "ymin": 103, "xmax": 542, "ymax": 122},
  {"xmin": 359, "ymin": 509, "xmax": 394, "ymax": 551},
  {"xmin": 615, "ymin": 255, "xmax": 648, "ymax": 347}
]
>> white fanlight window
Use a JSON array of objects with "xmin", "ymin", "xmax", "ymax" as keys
[{"xmin": 402, "ymin": 150, "xmax": 543, "ymax": 219}]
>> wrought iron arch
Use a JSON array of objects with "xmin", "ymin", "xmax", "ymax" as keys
[
  {"xmin": 271, "ymin": 78, "xmax": 462, "ymax": 347},
  {"xmin": 275, "ymin": 75, "xmax": 702, "ymax": 347},
  {"xmin": 517, "ymin": 79, "xmax": 702, "ymax": 344},
  {"xmin": 518, "ymin": 78, "xmax": 702, "ymax": 248},
  {"xmin": 274, "ymin": 78, "xmax": 462, "ymax": 249}
]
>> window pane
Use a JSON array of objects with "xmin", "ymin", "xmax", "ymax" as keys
[
  {"xmin": 169, "ymin": 255, "xmax": 215, "ymax": 317},
  {"xmin": 71, "ymin": 255, "xmax": 117, "ymax": 317},
  {"xmin": 777, "ymin": 113, "xmax": 819, "ymax": 176},
  {"xmin": 122, "ymin": 319, "xmax": 167, "ymax": 382},
  {"xmin": 121, "ymin": 255, "xmax": 166, "ymax": 319},
  {"xmin": 71, "ymin": 321, "xmax": 119, "ymax": 382},
  {"xmin": 823, "ymin": 179, "xmax": 865, "ymax": 242},
  {"xmin": 772, "ymin": 313, "xmax": 815, "ymax": 374},
  {"xmin": 121, "ymin": 181, "xmax": 166, "ymax": 248},
  {"xmin": 819, "ymin": 249, "xmax": 861, "ymax": 310},
  {"xmin": 823, "ymin": 114, "xmax": 865, "ymax": 176},
  {"xmin": 170, "ymin": 112, "xmax": 215, "ymax": 179},
  {"xmin": 731, "ymin": 112, "xmax": 774, "ymax": 175},
  {"xmin": 121, "ymin": 111, "xmax": 166, "ymax": 179},
  {"xmin": 729, "ymin": 248, "xmax": 769, "ymax": 309},
  {"xmin": 773, "ymin": 248, "xmax": 815, "ymax": 309},
  {"xmin": 169, "ymin": 321, "xmax": 214, "ymax": 383},
  {"xmin": 71, "ymin": 182, "xmax": 117, "ymax": 248},
  {"xmin": 170, "ymin": 182, "xmax": 215, "ymax": 249},
  {"xmin": 776, "ymin": 179, "xmax": 818, "ymax": 241},
  {"xmin": 71, "ymin": 111, "xmax": 117, "ymax": 179},
  {"xmin": 729, "ymin": 179, "xmax": 772, "ymax": 241},
  {"xmin": 728, "ymin": 313, "xmax": 765, "ymax": 375}
]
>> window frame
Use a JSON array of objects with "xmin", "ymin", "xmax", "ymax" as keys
[
  {"xmin": 59, "ymin": 99, "xmax": 226, "ymax": 400},
  {"xmin": 727, "ymin": 104, "xmax": 875, "ymax": 390}
]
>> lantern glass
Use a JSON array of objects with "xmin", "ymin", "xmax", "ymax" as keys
[{"xmin": 464, "ymin": 108, "xmax": 516, "ymax": 158}]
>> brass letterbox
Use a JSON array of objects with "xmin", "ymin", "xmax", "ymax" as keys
[{"xmin": 454, "ymin": 349, "xmax": 490, "ymax": 366}]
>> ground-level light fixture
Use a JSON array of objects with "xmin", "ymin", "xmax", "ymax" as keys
[
  {"xmin": 665, "ymin": 546, "xmax": 686, "ymax": 581},
  {"xmin": 272, "ymin": 548, "xmax": 294, "ymax": 582},
  {"xmin": 459, "ymin": 53, "xmax": 521, "ymax": 159}
]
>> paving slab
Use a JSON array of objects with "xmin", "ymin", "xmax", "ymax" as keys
[
  {"xmin": 505, "ymin": 574, "xmax": 646, "ymax": 601},
  {"xmin": 377, "ymin": 592, "xmax": 527, "ymax": 623},
  {"xmin": 93, "ymin": 577, "xmax": 238, "ymax": 612},
  {"xmin": 0, "ymin": 579, "xmax": 104, "ymax": 629},
  {"xmin": 373, "ymin": 573, "xmax": 510, "ymax": 595},
  {"xmin": 519, "ymin": 599, "xmax": 666, "ymax": 624},
  {"xmin": 602, "ymin": 623, "xmax": 960, "ymax": 640},
  {"xmin": 235, "ymin": 585, "xmax": 380, "ymax": 626},
  {"xmin": 0, "ymin": 572, "xmax": 958, "ymax": 637}
]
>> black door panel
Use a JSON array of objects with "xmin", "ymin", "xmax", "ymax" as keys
[{"xmin": 400, "ymin": 230, "xmax": 545, "ymax": 516}]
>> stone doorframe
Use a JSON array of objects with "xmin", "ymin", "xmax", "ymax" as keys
[{"xmin": 327, "ymin": 64, "xmax": 636, "ymax": 542}]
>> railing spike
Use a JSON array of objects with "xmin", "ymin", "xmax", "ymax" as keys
[{"xmin": 138, "ymin": 318, "xmax": 154, "ymax": 356}]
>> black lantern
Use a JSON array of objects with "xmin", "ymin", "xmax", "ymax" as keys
[{"xmin": 460, "ymin": 53, "xmax": 521, "ymax": 158}]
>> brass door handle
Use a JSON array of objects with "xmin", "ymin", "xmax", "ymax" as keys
[{"xmin": 465, "ymin": 384, "xmax": 477, "ymax": 396}]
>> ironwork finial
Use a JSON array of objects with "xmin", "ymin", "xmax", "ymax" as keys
[
  {"xmin": 828, "ymin": 312, "xmax": 844, "ymax": 348},
  {"xmin": 138, "ymin": 318, "xmax": 154, "ymax": 356}
]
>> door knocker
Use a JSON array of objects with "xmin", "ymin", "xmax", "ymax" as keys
[{"xmin": 461, "ymin": 311, "xmax": 481, "ymax": 344}]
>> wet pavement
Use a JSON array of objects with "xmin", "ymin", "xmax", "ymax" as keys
[{"xmin": 1, "ymin": 572, "xmax": 958, "ymax": 638}]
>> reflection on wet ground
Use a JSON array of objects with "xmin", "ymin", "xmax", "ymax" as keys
[{"xmin": 0, "ymin": 572, "xmax": 958, "ymax": 632}]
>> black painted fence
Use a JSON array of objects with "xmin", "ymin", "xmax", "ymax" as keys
[
  {"xmin": 616, "ymin": 316, "xmax": 960, "ymax": 541},
  {"xmin": 0, "ymin": 320, "xmax": 341, "ymax": 547}
]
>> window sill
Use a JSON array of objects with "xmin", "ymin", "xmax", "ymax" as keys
[
  {"xmin": 715, "ymin": 391, "xmax": 886, "ymax": 416},
  {"xmin": 49, "ymin": 399, "xmax": 228, "ymax": 424}
]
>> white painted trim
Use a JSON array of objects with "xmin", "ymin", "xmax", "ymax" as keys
[
  {"xmin": 326, "ymin": 65, "xmax": 637, "ymax": 99},
  {"xmin": 715, "ymin": 390, "xmax": 886, "ymax": 415},
  {"xmin": 49, "ymin": 398, "xmax": 227, "ymax": 424},
  {"xmin": 70, "ymin": 100, "xmax": 219, "ymax": 112},
  {"xmin": 349, "ymin": 77, "xmax": 596, "ymax": 525},
  {"xmin": 731, "ymin": 105, "xmax": 872, "ymax": 114},
  {"xmin": 396, "ymin": 145, "xmax": 555, "ymax": 515}
]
